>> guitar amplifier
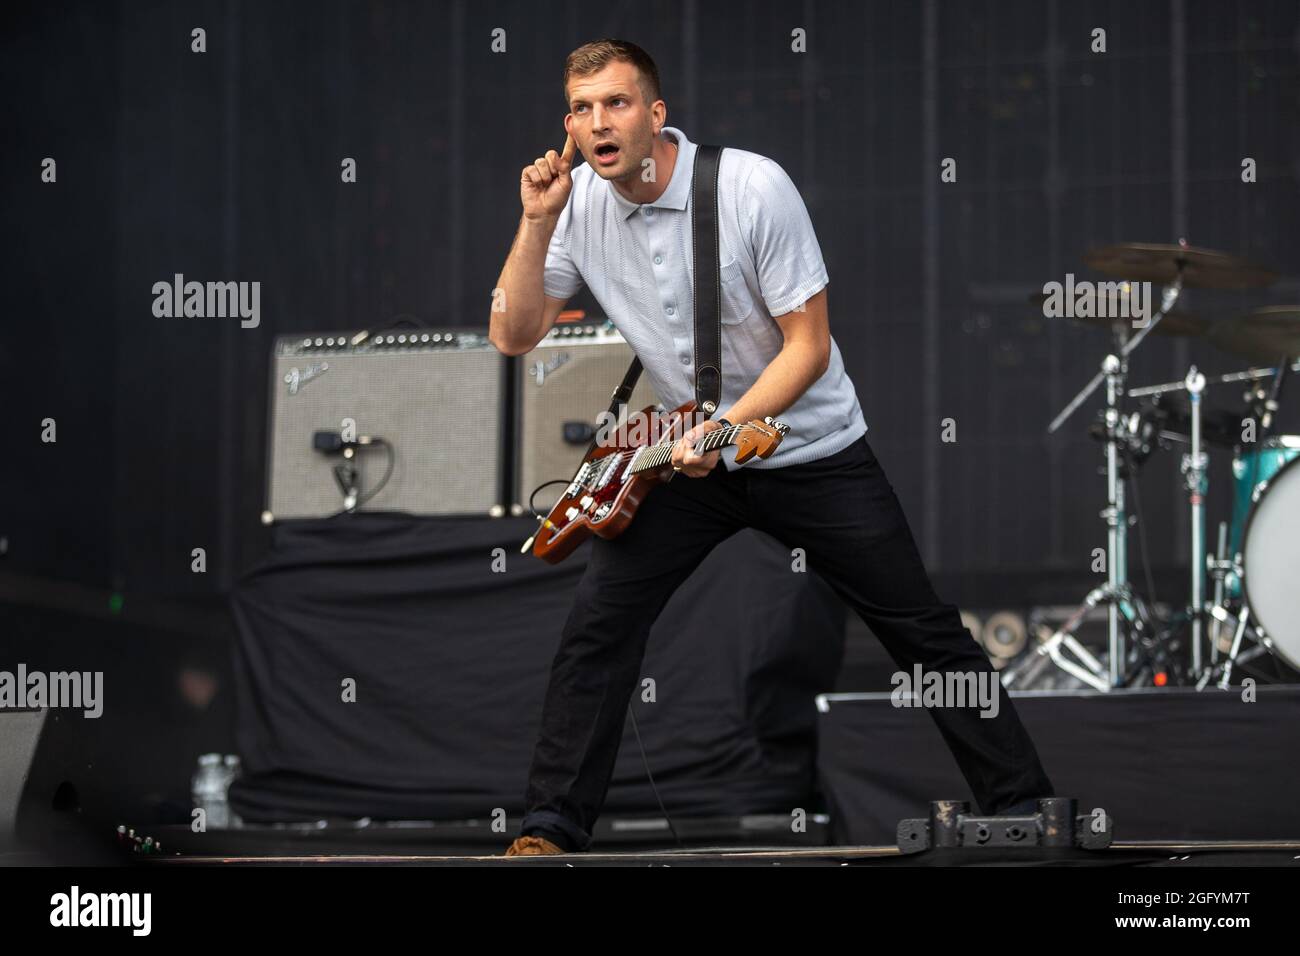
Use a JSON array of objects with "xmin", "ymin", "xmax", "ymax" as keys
[
  {"xmin": 265, "ymin": 330, "xmax": 507, "ymax": 520},
  {"xmin": 513, "ymin": 323, "xmax": 659, "ymax": 512}
]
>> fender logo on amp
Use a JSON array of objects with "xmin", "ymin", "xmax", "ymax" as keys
[
  {"xmin": 530, "ymin": 351, "xmax": 570, "ymax": 385},
  {"xmin": 285, "ymin": 362, "xmax": 329, "ymax": 395}
]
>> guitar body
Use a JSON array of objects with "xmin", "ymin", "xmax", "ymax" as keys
[
  {"xmin": 530, "ymin": 401, "xmax": 790, "ymax": 564},
  {"xmin": 531, "ymin": 402, "xmax": 687, "ymax": 564}
]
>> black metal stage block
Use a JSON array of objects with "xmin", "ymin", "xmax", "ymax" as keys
[{"xmin": 818, "ymin": 685, "xmax": 1300, "ymax": 845}]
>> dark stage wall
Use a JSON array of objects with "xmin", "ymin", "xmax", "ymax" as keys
[{"xmin": 5, "ymin": 0, "xmax": 1299, "ymax": 603}]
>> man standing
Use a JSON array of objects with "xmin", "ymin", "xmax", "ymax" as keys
[{"xmin": 490, "ymin": 38, "xmax": 1053, "ymax": 856}]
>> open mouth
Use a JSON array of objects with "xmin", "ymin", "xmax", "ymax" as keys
[{"xmin": 594, "ymin": 142, "xmax": 621, "ymax": 165}]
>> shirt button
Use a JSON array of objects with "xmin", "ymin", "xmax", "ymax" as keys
[
  {"xmin": 644, "ymin": 208, "xmax": 654, "ymax": 217},
  {"xmin": 680, "ymin": 356, "xmax": 690, "ymax": 365},
  {"xmin": 666, "ymin": 306, "xmax": 675, "ymax": 315},
  {"xmin": 654, "ymin": 255, "xmax": 663, "ymax": 265}
]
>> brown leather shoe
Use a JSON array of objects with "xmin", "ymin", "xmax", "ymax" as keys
[{"xmin": 504, "ymin": 835, "xmax": 567, "ymax": 857}]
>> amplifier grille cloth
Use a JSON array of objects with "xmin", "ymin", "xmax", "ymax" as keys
[
  {"xmin": 268, "ymin": 348, "xmax": 502, "ymax": 518},
  {"xmin": 516, "ymin": 337, "xmax": 659, "ymax": 507}
]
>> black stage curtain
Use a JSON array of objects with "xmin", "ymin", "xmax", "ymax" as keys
[
  {"xmin": 818, "ymin": 686, "xmax": 1300, "ymax": 845},
  {"xmin": 229, "ymin": 513, "xmax": 844, "ymax": 823}
]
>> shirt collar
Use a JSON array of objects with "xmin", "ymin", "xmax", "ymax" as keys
[{"xmin": 609, "ymin": 126, "xmax": 696, "ymax": 220}]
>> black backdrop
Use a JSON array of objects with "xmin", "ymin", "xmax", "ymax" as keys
[
  {"xmin": 226, "ymin": 516, "xmax": 845, "ymax": 823},
  {"xmin": 6, "ymin": 0, "xmax": 1299, "ymax": 602}
]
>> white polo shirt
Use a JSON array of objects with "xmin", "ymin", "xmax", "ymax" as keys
[{"xmin": 543, "ymin": 125, "xmax": 867, "ymax": 470}]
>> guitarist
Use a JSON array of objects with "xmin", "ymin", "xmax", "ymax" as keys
[{"xmin": 491, "ymin": 38, "xmax": 1054, "ymax": 856}]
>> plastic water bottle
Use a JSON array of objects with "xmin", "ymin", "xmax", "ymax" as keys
[
  {"xmin": 222, "ymin": 754, "xmax": 244, "ymax": 828},
  {"xmin": 191, "ymin": 753, "xmax": 229, "ymax": 829}
]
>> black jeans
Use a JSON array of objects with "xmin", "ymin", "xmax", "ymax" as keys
[{"xmin": 519, "ymin": 435, "xmax": 1054, "ymax": 851}]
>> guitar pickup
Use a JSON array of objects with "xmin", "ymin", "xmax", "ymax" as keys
[
  {"xmin": 565, "ymin": 461, "xmax": 594, "ymax": 497},
  {"xmin": 591, "ymin": 458, "xmax": 615, "ymax": 489}
]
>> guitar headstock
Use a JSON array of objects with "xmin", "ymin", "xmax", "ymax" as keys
[{"xmin": 733, "ymin": 416, "xmax": 790, "ymax": 464}]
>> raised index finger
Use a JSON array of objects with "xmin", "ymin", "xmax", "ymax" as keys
[{"xmin": 560, "ymin": 133, "xmax": 576, "ymax": 165}]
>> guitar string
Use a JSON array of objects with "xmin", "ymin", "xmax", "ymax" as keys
[
  {"xmin": 585, "ymin": 424, "xmax": 748, "ymax": 475},
  {"xmin": 560, "ymin": 422, "xmax": 778, "ymax": 509}
]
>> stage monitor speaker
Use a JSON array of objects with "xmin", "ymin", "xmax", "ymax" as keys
[
  {"xmin": 1, "ymin": 708, "xmax": 48, "ymax": 845},
  {"xmin": 513, "ymin": 323, "xmax": 659, "ymax": 513},
  {"xmin": 266, "ymin": 330, "xmax": 507, "ymax": 520}
]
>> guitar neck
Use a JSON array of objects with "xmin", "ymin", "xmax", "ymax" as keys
[{"xmin": 628, "ymin": 424, "xmax": 744, "ymax": 474}]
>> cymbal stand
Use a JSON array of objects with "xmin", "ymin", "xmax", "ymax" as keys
[
  {"xmin": 1181, "ymin": 366, "xmax": 1208, "ymax": 676},
  {"xmin": 1019, "ymin": 268, "xmax": 1186, "ymax": 690}
]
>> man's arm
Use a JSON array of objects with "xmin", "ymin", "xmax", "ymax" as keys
[
  {"xmin": 717, "ymin": 287, "xmax": 831, "ymax": 426},
  {"xmin": 674, "ymin": 288, "xmax": 831, "ymax": 475},
  {"xmin": 489, "ymin": 135, "xmax": 578, "ymax": 356},
  {"xmin": 675, "ymin": 157, "xmax": 833, "ymax": 476}
]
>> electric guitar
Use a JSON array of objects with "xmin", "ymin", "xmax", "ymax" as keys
[{"xmin": 528, "ymin": 400, "xmax": 790, "ymax": 563}]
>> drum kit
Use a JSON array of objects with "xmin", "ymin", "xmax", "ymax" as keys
[{"xmin": 1002, "ymin": 241, "xmax": 1299, "ymax": 692}]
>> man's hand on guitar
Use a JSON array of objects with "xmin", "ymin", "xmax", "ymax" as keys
[{"xmin": 672, "ymin": 420, "xmax": 723, "ymax": 477}]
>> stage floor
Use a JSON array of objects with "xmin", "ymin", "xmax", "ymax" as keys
[{"xmin": 138, "ymin": 839, "xmax": 1300, "ymax": 867}]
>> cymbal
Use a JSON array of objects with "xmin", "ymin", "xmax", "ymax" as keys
[
  {"xmin": 1082, "ymin": 242, "xmax": 1277, "ymax": 289},
  {"xmin": 1028, "ymin": 292, "xmax": 1211, "ymax": 337},
  {"xmin": 1207, "ymin": 306, "xmax": 1300, "ymax": 363}
]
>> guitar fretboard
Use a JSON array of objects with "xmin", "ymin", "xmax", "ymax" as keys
[{"xmin": 628, "ymin": 424, "xmax": 742, "ymax": 474}]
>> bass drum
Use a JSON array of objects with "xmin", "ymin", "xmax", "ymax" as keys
[{"xmin": 1241, "ymin": 453, "xmax": 1300, "ymax": 670}]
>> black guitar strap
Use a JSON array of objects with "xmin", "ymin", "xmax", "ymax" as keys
[
  {"xmin": 690, "ymin": 144, "xmax": 724, "ymax": 415},
  {"xmin": 588, "ymin": 353, "xmax": 644, "ymax": 458},
  {"xmin": 608, "ymin": 142, "xmax": 725, "ymax": 420}
]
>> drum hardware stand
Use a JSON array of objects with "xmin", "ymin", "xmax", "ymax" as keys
[
  {"xmin": 1198, "ymin": 600, "xmax": 1273, "ymax": 689},
  {"xmin": 1201, "ymin": 517, "xmax": 1257, "ymax": 690},
  {"xmin": 1206, "ymin": 521, "xmax": 1231, "ymax": 668},
  {"xmin": 1003, "ymin": 612, "xmax": 1108, "ymax": 690},
  {"xmin": 1197, "ymin": 355, "xmax": 1292, "ymax": 688},
  {"xmin": 1036, "ymin": 269, "xmax": 1186, "ymax": 689},
  {"xmin": 1181, "ymin": 367, "xmax": 1209, "ymax": 677}
]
